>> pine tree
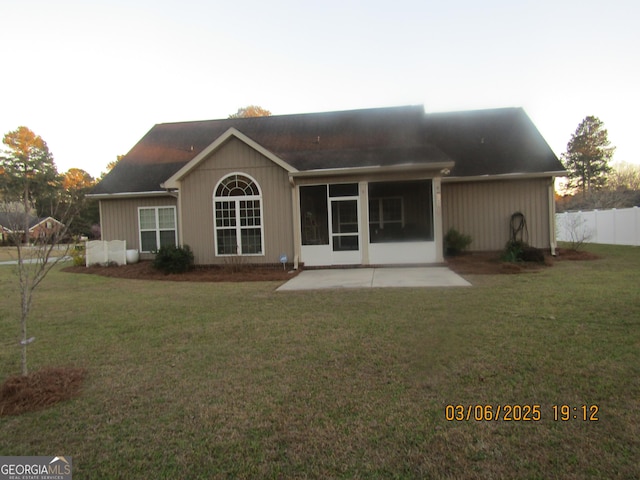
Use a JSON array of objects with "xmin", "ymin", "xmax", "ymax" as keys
[{"xmin": 562, "ymin": 116, "xmax": 615, "ymax": 197}]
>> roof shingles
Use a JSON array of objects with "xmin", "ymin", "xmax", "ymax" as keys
[{"xmin": 92, "ymin": 105, "xmax": 563, "ymax": 195}]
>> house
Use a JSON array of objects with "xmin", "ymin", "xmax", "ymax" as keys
[
  {"xmin": 90, "ymin": 105, "xmax": 565, "ymax": 267},
  {"xmin": 0, "ymin": 212, "xmax": 64, "ymax": 243}
]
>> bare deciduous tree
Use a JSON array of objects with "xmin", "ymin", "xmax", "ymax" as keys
[
  {"xmin": 608, "ymin": 162, "xmax": 640, "ymax": 191},
  {"xmin": 1, "ymin": 127, "xmax": 83, "ymax": 376}
]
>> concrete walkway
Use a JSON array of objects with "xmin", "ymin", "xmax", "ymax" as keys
[
  {"xmin": 0, "ymin": 256, "xmax": 71, "ymax": 265},
  {"xmin": 277, "ymin": 266, "xmax": 471, "ymax": 291}
]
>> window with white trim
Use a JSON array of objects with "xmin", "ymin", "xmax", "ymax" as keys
[
  {"xmin": 214, "ymin": 174, "xmax": 264, "ymax": 255},
  {"xmin": 138, "ymin": 206, "xmax": 177, "ymax": 252}
]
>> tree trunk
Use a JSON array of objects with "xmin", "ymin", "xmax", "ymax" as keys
[
  {"xmin": 20, "ymin": 285, "xmax": 30, "ymax": 376},
  {"xmin": 23, "ymin": 182, "xmax": 30, "ymax": 245}
]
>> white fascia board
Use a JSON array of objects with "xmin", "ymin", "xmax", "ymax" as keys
[
  {"xmin": 289, "ymin": 161, "xmax": 455, "ymax": 179},
  {"xmin": 441, "ymin": 170, "xmax": 568, "ymax": 183},
  {"xmin": 162, "ymin": 127, "xmax": 297, "ymax": 189},
  {"xmin": 86, "ymin": 191, "xmax": 174, "ymax": 200}
]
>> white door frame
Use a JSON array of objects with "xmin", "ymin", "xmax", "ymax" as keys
[{"xmin": 329, "ymin": 196, "xmax": 361, "ymax": 265}]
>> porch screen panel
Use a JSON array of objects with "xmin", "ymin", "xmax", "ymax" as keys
[
  {"xmin": 368, "ymin": 180, "xmax": 433, "ymax": 243},
  {"xmin": 329, "ymin": 183, "xmax": 358, "ymax": 197},
  {"xmin": 300, "ymin": 185, "xmax": 329, "ymax": 245},
  {"xmin": 331, "ymin": 199, "xmax": 359, "ymax": 251}
]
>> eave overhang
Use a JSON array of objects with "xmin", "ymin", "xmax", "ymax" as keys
[
  {"xmin": 288, "ymin": 161, "xmax": 455, "ymax": 180},
  {"xmin": 441, "ymin": 170, "xmax": 568, "ymax": 183},
  {"xmin": 86, "ymin": 190, "xmax": 175, "ymax": 200}
]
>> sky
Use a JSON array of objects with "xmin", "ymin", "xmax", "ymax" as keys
[{"xmin": 1, "ymin": 0, "xmax": 638, "ymax": 178}]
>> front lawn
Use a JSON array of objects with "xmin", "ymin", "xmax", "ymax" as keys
[
  {"xmin": 0, "ymin": 245, "xmax": 70, "ymax": 262},
  {"xmin": 0, "ymin": 244, "xmax": 638, "ymax": 478}
]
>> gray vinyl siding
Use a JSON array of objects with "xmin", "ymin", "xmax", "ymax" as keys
[
  {"xmin": 99, "ymin": 196, "xmax": 178, "ymax": 258},
  {"xmin": 442, "ymin": 178, "xmax": 551, "ymax": 251},
  {"xmin": 180, "ymin": 137, "xmax": 294, "ymax": 265}
]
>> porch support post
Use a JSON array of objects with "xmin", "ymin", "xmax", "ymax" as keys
[
  {"xmin": 359, "ymin": 181, "xmax": 369, "ymax": 265},
  {"xmin": 290, "ymin": 178, "xmax": 301, "ymax": 269},
  {"xmin": 433, "ymin": 176, "xmax": 444, "ymax": 263}
]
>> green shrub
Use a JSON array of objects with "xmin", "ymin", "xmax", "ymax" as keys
[
  {"xmin": 502, "ymin": 240, "xmax": 526, "ymax": 262},
  {"xmin": 502, "ymin": 241, "xmax": 545, "ymax": 263},
  {"xmin": 444, "ymin": 228, "xmax": 472, "ymax": 256},
  {"xmin": 71, "ymin": 244, "xmax": 86, "ymax": 267},
  {"xmin": 152, "ymin": 245, "xmax": 194, "ymax": 274}
]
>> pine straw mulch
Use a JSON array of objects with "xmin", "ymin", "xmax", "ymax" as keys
[
  {"xmin": 60, "ymin": 248, "xmax": 601, "ymax": 281},
  {"xmin": 62, "ymin": 261, "xmax": 299, "ymax": 282},
  {"xmin": 445, "ymin": 248, "xmax": 600, "ymax": 275},
  {"xmin": 0, "ymin": 367, "xmax": 87, "ymax": 416}
]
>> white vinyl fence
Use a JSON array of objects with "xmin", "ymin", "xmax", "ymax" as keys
[
  {"xmin": 85, "ymin": 240, "xmax": 127, "ymax": 266},
  {"xmin": 556, "ymin": 207, "xmax": 640, "ymax": 246}
]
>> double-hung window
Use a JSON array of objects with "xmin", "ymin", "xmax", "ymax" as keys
[
  {"xmin": 214, "ymin": 174, "xmax": 264, "ymax": 255},
  {"xmin": 138, "ymin": 206, "xmax": 177, "ymax": 252}
]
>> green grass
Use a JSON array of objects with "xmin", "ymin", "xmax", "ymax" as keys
[
  {"xmin": 0, "ymin": 244, "xmax": 638, "ymax": 479},
  {"xmin": 0, "ymin": 245, "xmax": 69, "ymax": 262}
]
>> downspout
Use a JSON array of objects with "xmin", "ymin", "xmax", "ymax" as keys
[
  {"xmin": 164, "ymin": 185, "xmax": 182, "ymax": 245},
  {"xmin": 98, "ymin": 200, "xmax": 105, "ymax": 240},
  {"xmin": 548, "ymin": 178, "xmax": 557, "ymax": 256}
]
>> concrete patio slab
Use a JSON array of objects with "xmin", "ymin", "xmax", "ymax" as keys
[{"xmin": 276, "ymin": 267, "xmax": 471, "ymax": 291}]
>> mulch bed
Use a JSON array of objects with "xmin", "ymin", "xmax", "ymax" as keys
[
  {"xmin": 446, "ymin": 248, "xmax": 599, "ymax": 275},
  {"xmin": 62, "ymin": 261, "xmax": 299, "ymax": 282},
  {"xmin": 61, "ymin": 248, "xmax": 601, "ymax": 282},
  {"xmin": 0, "ymin": 367, "xmax": 86, "ymax": 416}
]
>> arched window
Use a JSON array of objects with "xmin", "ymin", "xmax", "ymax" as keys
[{"xmin": 214, "ymin": 174, "xmax": 263, "ymax": 255}]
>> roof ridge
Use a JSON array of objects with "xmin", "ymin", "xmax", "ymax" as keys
[
  {"xmin": 425, "ymin": 106, "xmax": 524, "ymax": 117},
  {"xmin": 155, "ymin": 104, "xmax": 425, "ymax": 127}
]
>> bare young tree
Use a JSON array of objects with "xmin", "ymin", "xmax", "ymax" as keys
[
  {"xmin": 2, "ymin": 203, "xmax": 79, "ymax": 375},
  {"xmin": 1, "ymin": 127, "xmax": 84, "ymax": 376},
  {"xmin": 558, "ymin": 213, "xmax": 593, "ymax": 251}
]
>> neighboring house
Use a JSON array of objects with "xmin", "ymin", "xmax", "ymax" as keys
[
  {"xmin": 90, "ymin": 105, "xmax": 565, "ymax": 267},
  {"xmin": 0, "ymin": 212, "xmax": 64, "ymax": 243}
]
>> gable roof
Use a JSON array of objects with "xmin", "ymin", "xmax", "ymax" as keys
[
  {"xmin": 0, "ymin": 213, "xmax": 62, "ymax": 232},
  {"xmin": 92, "ymin": 105, "xmax": 564, "ymax": 196},
  {"xmin": 163, "ymin": 127, "xmax": 299, "ymax": 189},
  {"xmin": 424, "ymin": 108, "xmax": 563, "ymax": 179}
]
